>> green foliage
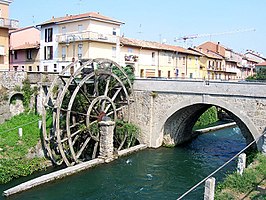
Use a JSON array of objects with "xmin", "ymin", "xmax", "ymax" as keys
[
  {"xmin": 194, "ymin": 106, "xmax": 218, "ymax": 130},
  {"xmin": 215, "ymin": 153, "xmax": 266, "ymax": 199},
  {"xmin": 112, "ymin": 65, "xmax": 135, "ymax": 89},
  {"xmin": 0, "ymin": 113, "xmax": 47, "ymax": 184},
  {"xmin": 21, "ymin": 78, "xmax": 37, "ymax": 111},
  {"xmin": 114, "ymin": 120, "xmax": 140, "ymax": 150},
  {"xmin": 246, "ymin": 68, "xmax": 266, "ymax": 81}
]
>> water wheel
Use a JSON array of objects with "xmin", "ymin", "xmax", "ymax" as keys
[{"xmin": 42, "ymin": 58, "xmax": 134, "ymax": 166}]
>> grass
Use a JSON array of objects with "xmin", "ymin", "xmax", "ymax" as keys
[
  {"xmin": 0, "ymin": 113, "xmax": 47, "ymax": 184},
  {"xmin": 215, "ymin": 153, "xmax": 266, "ymax": 199}
]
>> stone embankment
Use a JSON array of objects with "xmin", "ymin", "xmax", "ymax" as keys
[
  {"xmin": 194, "ymin": 122, "xmax": 237, "ymax": 134},
  {"xmin": 3, "ymin": 144, "xmax": 147, "ymax": 197}
]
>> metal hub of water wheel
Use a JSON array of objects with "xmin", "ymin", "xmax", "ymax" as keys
[{"xmin": 42, "ymin": 58, "xmax": 134, "ymax": 166}]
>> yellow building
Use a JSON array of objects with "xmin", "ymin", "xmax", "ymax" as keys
[
  {"xmin": 0, "ymin": 0, "xmax": 18, "ymax": 70},
  {"xmin": 120, "ymin": 37, "xmax": 202, "ymax": 79},
  {"xmin": 38, "ymin": 12, "xmax": 124, "ymax": 72}
]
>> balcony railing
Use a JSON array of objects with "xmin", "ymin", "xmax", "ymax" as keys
[
  {"xmin": 124, "ymin": 54, "xmax": 138, "ymax": 63},
  {"xmin": 0, "ymin": 18, "xmax": 19, "ymax": 29},
  {"xmin": 56, "ymin": 31, "xmax": 118, "ymax": 44}
]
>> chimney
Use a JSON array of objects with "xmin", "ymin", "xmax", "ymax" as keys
[{"xmin": 216, "ymin": 42, "xmax": 220, "ymax": 53}]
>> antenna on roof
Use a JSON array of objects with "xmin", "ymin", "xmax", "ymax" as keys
[
  {"xmin": 32, "ymin": 15, "xmax": 35, "ymax": 26},
  {"xmin": 137, "ymin": 24, "xmax": 142, "ymax": 36}
]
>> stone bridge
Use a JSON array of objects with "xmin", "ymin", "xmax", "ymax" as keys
[{"xmin": 131, "ymin": 79, "xmax": 266, "ymax": 150}]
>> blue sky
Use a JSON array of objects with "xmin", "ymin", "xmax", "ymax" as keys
[{"xmin": 10, "ymin": 0, "xmax": 266, "ymax": 56}]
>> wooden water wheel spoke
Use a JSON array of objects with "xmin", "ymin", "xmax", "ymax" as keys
[
  {"xmin": 42, "ymin": 58, "xmax": 134, "ymax": 166},
  {"xmin": 76, "ymin": 136, "xmax": 91, "ymax": 158}
]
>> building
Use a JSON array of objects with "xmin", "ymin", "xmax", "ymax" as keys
[
  {"xmin": 197, "ymin": 41, "xmax": 245, "ymax": 80},
  {"xmin": 9, "ymin": 26, "xmax": 40, "ymax": 72},
  {"xmin": 0, "ymin": 0, "xmax": 18, "ymax": 70},
  {"xmin": 120, "ymin": 37, "xmax": 202, "ymax": 78},
  {"xmin": 255, "ymin": 61, "xmax": 266, "ymax": 73},
  {"xmin": 38, "ymin": 12, "xmax": 124, "ymax": 73}
]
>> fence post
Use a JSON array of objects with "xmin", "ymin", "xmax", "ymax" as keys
[
  {"xmin": 204, "ymin": 177, "xmax": 215, "ymax": 200},
  {"xmin": 18, "ymin": 128, "xmax": 23, "ymax": 138},
  {"xmin": 237, "ymin": 153, "xmax": 246, "ymax": 175},
  {"xmin": 38, "ymin": 120, "xmax": 42, "ymax": 129}
]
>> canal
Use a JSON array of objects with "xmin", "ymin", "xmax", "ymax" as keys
[{"xmin": 1, "ymin": 126, "xmax": 246, "ymax": 200}]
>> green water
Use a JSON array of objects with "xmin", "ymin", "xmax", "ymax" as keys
[{"xmin": 1, "ymin": 126, "xmax": 245, "ymax": 200}]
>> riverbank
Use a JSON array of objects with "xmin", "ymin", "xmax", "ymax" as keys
[
  {"xmin": 215, "ymin": 153, "xmax": 266, "ymax": 199},
  {"xmin": 195, "ymin": 122, "xmax": 236, "ymax": 134}
]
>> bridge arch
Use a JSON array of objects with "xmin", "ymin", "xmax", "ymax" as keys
[{"xmin": 155, "ymin": 95, "xmax": 260, "ymax": 149}]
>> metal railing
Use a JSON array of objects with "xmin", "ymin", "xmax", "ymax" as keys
[{"xmin": 0, "ymin": 18, "xmax": 19, "ymax": 29}]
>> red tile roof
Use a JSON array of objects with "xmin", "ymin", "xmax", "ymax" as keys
[
  {"xmin": 120, "ymin": 37, "xmax": 201, "ymax": 55},
  {"xmin": 39, "ymin": 12, "xmax": 124, "ymax": 26},
  {"xmin": 189, "ymin": 47, "xmax": 223, "ymax": 60},
  {"xmin": 256, "ymin": 61, "xmax": 266, "ymax": 66}
]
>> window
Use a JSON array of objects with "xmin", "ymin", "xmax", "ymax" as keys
[
  {"xmin": 128, "ymin": 48, "xmax": 133, "ymax": 53},
  {"xmin": 62, "ymin": 66, "xmax": 65, "ymax": 71},
  {"xmin": 62, "ymin": 46, "xmax": 66, "ymax": 60},
  {"xmin": 37, "ymin": 65, "xmax": 40, "ymax": 71},
  {"xmin": 78, "ymin": 24, "xmax": 83, "ymax": 33},
  {"xmin": 168, "ymin": 54, "xmax": 172, "ymax": 63},
  {"xmin": 14, "ymin": 66, "xmax": 18, "ymax": 71},
  {"xmin": 28, "ymin": 66, "xmax": 32, "ymax": 71},
  {"xmin": 54, "ymin": 64, "xmax": 57, "ymax": 72},
  {"xmin": 78, "ymin": 44, "xmax": 83, "ymax": 59},
  {"xmin": 44, "ymin": 46, "xmax": 53, "ymax": 60},
  {"xmin": 14, "ymin": 51, "xmax": 17, "ymax": 60},
  {"xmin": 21, "ymin": 66, "xmax": 25, "ymax": 71},
  {"xmin": 112, "ymin": 47, "xmax": 116, "ymax": 58},
  {"xmin": 45, "ymin": 28, "xmax": 53, "ymax": 42},
  {"xmin": 152, "ymin": 52, "xmax": 156, "ymax": 65},
  {"xmin": 183, "ymin": 57, "xmax": 186, "ymax": 65},
  {"xmin": 112, "ymin": 28, "xmax": 117, "ymax": 36},
  {"xmin": 27, "ymin": 49, "xmax": 32, "ymax": 60},
  {"xmin": 44, "ymin": 65, "xmax": 48, "ymax": 72},
  {"xmin": 62, "ymin": 26, "xmax": 66, "ymax": 34}
]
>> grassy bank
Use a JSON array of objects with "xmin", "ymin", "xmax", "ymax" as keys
[
  {"xmin": 215, "ymin": 153, "xmax": 266, "ymax": 199},
  {"xmin": 0, "ymin": 113, "xmax": 47, "ymax": 184}
]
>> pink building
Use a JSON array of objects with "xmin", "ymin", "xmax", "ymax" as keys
[{"xmin": 9, "ymin": 26, "xmax": 40, "ymax": 71}]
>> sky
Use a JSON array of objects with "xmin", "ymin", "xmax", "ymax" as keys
[{"xmin": 9, "ymin": 0, "xmax": 266, "ymax": 56}]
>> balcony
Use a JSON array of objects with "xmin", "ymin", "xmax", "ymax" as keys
[
  {"xmin": 57, "ymin": 31, "xmax": 118, "ymax": 44},
  {"xmin": 0, "ymin": 18, "xmax": 19, "ymax": 29},
  {"xmin": 124, "ymin": 54, "xmax": 138, "ymax": 63}
]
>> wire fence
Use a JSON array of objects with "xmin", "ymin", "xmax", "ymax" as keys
[
  {"xmin": 0, "ymin": 119, "xmax": 41, "ymax": 135},
  {"xmin": 176, "ymin": 139, "xmax": 256, "ymax": 200}
]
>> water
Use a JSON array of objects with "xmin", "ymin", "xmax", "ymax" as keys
[{"xmin": 1, "ymin": 126, "xmax": 246, "ymax": 200}]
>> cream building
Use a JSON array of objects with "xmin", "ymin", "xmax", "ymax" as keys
[
  {"xmin": 38, "ymin": 12, "xmax": 124, "ymax": 72},
  {"xmin": 120, "ymin": 37, "xmax": 202, "ymax": 79}
]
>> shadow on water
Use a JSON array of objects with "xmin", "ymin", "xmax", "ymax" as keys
[{"xmin": 0, "ymin": 126, "xmax": 246, "ymax": 200}]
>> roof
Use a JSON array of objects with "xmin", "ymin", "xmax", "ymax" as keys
[
  {"xmin": 9, "ymin": 26, "xmax": 39, "ymax": 34},
  {"xmin": 197, "ymin": 41, "xmax": 227, "ymax": 57},
  {"xmin": 39, "ymin": 12, "xmax": 124, "ymax": 26},
  {"xmin": 189, "ymin": 47, "xmax": 223, "ymax": 60},
  {"xmin": 120, "ymin": 37, "xmax": 201, "ymax": 56},
  {"xmin": 256, "ymin": 61, "xmax": 266, "ymax": 66},
  {"xmin": 11, "ymin": 43, "xmax": 40, "ymax": 50}
]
